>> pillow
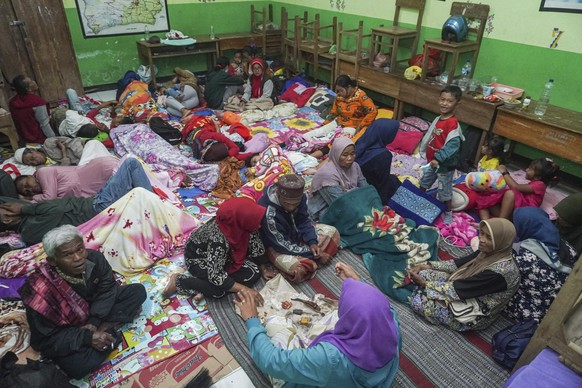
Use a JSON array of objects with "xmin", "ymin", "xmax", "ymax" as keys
[
  {"xmin": 279, "ymin": 82, "xmax": 317, "ymax": 108},
  {"xmin": 399, "ymin": 116, "xmax": 431, "ymax": 132},
  {"xmin": 451, "ymin": 184, "xmax": 478, "ymax": 212},
  {"xmin": 387, "ymin": 179, "xmax": 445, "ymax": 226},
  {"xmin": 465, "ymin": 170, "xmax": 507, "ymax": 192},
  {"xmin": 387, "ymin": 130, "xmax": 424, "ymax": 155},
  {"xmin": 305, "ymin": 88, "xmax": 335, "ymax": 118}
]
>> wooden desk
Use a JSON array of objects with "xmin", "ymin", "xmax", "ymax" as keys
[
  {"xmin": 217, "ymin": 33, "xmax": 263, "ymax": 55},
  {"xmin": 493, "ymin": 104, "xmax": 582, "ymax": 164},
  {"xmin": 337, "ymin": 58, "xmax": 501, "ymax": 163},
  {"xmin": 136, "ymin": 37, "xmax": 218, "ymax": 85}
]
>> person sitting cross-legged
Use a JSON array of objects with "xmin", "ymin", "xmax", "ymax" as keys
[
  {"xmin": 258, "ymin": 174, "xmax": 340, "ymax": 282},
  {"xmin": 18, "ymin": 225, "xmax": 146, "ymax": 379}
]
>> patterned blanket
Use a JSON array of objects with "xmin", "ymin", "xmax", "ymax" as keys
[{"xmin": 85, "ymin": 256, "xmax": 218, "ymax": 388}]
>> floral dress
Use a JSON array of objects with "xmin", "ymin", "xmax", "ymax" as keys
[
  {"xmin": 410, "ymin": 257, "xmax": 520, "ymax": 331},
  {"xmin": 504, "ymin": 244, "xmax": 573, "ymax": 323}
]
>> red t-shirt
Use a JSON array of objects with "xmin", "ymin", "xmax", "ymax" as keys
[{"xmin": 426, "ymin": 116, "xmax": 459, "ymax": 162}]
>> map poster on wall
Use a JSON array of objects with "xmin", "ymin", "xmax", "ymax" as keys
[{"xmin": 75, "ymin": 0, "xmax": 170, "ymax": 38}]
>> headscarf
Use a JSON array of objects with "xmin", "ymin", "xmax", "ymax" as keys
[
  {"xmin": 215, "ymin": 197, "xmax": 266, "ymax": 274},
  {"xmin": 174, "ymin": 67, "xmax": 198, "ymax": 90},
  {"xmin": 514, "ymin": 207, "xmax": 560, "ymax": 256},
  {"xmin": 449, "ymin": 218, "xmax": 516, "ymax": 281},
  {"xmin": 355, "ymin": 119, "xmax": 399, "ymax": 166},
  {"xmin": 250, "ymin": 58, "xmax": 265, "ymax": 99},
  {"xmin": 309, "ymin": 278, "xmax": 399, "ymax": 371},
  {"xmin": 311, "ymin": 137, "xmax": 361, "ymax": 193},
  {"xmin": 19, "ymin": 263, "xmax": 89, "ymax": 326},
  {"xmin": 14, "ymin": 148, "xmax": 26, "ymax": 164},
  {"xmin": 554, "ymin": 193, "xmax": 582, "ymax": 255}
]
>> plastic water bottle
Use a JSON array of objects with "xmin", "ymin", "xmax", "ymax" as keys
[
  {"xmin": 534, "ymin": 79, "xmax": 554, "ymax": 117},
  {"xmin": 144, "ymin": 25, "xmax": 150, "ymax": 41},
  {"xmin": 461, "ymin": 58, "xmax": 472, "ymax": 77},
  {"xmin": 458, "ymin": 58, "xmax": 472, "ymax": 92},
  {"xmin": 210, "ymin": 25, "xmax": 216, "ymax": 40}
]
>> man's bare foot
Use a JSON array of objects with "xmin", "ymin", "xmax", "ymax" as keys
[
  {"xmin": 260, "ymin": 263, "xmax": 279, "ymax": 280},
  {"xmin": 162, "ymin": 273, "xmax": 179, "ymax": 298},
  {"xmin": 193, "ymin": 292, "xmax": 204, "ymax": 303}
]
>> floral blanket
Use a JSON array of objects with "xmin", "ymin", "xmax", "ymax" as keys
[
  {"xmin": 247, "ymin": 106, "xmax": 325, "ymax": 145},
  {"xmin": 320, "ymin": 185, "xmax": 440, "ymax": 304}
]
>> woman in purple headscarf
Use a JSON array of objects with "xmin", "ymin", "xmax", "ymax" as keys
[
  {"xmin": 308, "ymin": 136, "xmax": 368, "ymax": 221},
  {"xmin": 236, "ymin": 262, "xmax": 401, "ymax": 387}
]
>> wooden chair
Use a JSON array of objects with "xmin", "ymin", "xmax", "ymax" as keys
[
  {"xmin": 369, "ymin": 0, "xmax": 426, "ymax": 74},
  {"xmin": 420, "ymin": 2, "xmax": 489, "ymax": 83},
  {"xmin": 296, "ymin": 14, "xmax": 338, "ymax": 84},
  {"xmin": 280, "ymin": 8, "xmax": 307, "ymax": 73},
  {"xmin": 335, "ymin": 21, "xmax": 371, "ymax": 81},
  {"xmin": 251, "ymin": 4, "xmax": 281, "ymax": 58}
]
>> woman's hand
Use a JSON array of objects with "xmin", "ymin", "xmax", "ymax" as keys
[
  {"xmin": 335, "ymin": 262, "xmax": 360, "ymax": 281},
  {"xmin": 407, "ymin": 270, "xmax": 427, "ymax": 287},
  {"xmin": 498, "ymin": 164, "xmax": 508, "ymax": 174},
  {"xmin": 409, "ymin": 263, "xmax": 432, "ymax": 275},
  {"xmin": 234, "ymin": 288, "xmax": 262, "ymax": 320}
]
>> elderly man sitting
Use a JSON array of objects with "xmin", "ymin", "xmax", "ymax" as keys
[{"xmin": 18, "ymin": 225, "xmax": 146, "ymax": 379}]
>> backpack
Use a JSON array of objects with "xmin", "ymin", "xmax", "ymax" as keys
[
  {"xmin": 116, "ymin": 70, "xmax": 140, "ymax": 100},
  {"xmin": 492, "ymin": 319, "xmax": 538, "ymax": 369},
  {"xmin": 148, "ymin": 117, "xmax": 182, "ymax": 145}
]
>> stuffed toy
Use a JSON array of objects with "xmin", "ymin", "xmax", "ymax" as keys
[{"xmin": 465, "ymin": 170, "xmax": 507, "ymax": 192}]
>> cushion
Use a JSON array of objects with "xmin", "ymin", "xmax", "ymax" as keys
[
  {"xmin": 279, "ymin": 82, "xmax": 317, "ymax": 108},
  {"xmin": 387, "ymin": 179, "xmax": 446, "ymax": 226},
  {"xmin": 465, "ymin": 170, "xmax": 507, "ymax": 192},
  {"xmin": 305, "ymin": 88, "xmax": 335, "ymax": 118},
  {"xmin": 399, "ymin": 116, "xmax": 431, "ymax": 132},
  {"xmin": 452, "ymin": 183, "xmax": 479, "ymax": 211},
  {"xmin": 387, "ymin": 130, "xmax": 424, "ymax": 155}
]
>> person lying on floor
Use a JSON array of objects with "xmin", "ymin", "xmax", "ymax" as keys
[
  {"xmin": 162, "ymin": 197, "xmax": 269, "ymax": 302},
  {"xmin": 408, "ymin": 218, "xmax": 520, "ymax": 331},
  {"xmin": 15, "ymin": 155, "xmax": 120, "ymax": 202},
  {"xmin": 308, "ymin": 137, "xmax": 368, "ymax": 222},
  {"xmin": 235, "ymin": 262, "xmax": 401, "ymax": 388},
  {"xmin": 0, "ymin": 160, "xmax": 153, "ymax": 245},
  {"xmin": 19, "ymin": 225, "xmax": 146, "ymax": 379},
  {"xmin": 258, "ymin": 174, "xmax": 340, "ymax": 283},
  {"xmin": 14, "ymin": 137, "xmax": 113, "ymax": 167}
]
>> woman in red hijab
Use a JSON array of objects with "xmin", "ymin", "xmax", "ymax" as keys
[
  {"xmin": 163, "ymin": 197, "xmax": 266, "ymax": 304},
  {"xmin": 242, "ymin": 58, "xmax": 275, "ymax": 102}
]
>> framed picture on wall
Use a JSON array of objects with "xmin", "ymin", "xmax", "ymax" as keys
[
  {"xmin": 540, "ymin": 0, "xmax": 582, "ymax": 13},
  {"xmin": 75, "ymin": 0, "xmax": 170, "ymax": 38}
]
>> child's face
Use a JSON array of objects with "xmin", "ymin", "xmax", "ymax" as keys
[
  {"xmin": 481, "ymin": 144, "xmax": 491, "ymax": 156},
  {"xmin": 525, "ymin": 163, "xmax": 539, "ymax": 180},
  {"xmin": 252, "ymin": 64, "xmax": 263, "ymax": 77},
  {"xmin": 438, "ymin": 92, "xmax": 460, "ymax": 117},
  {"xmin": 233, "ymin": 53, "xmax": 242, "ymax": 64}
]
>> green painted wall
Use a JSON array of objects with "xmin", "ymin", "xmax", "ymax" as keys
[
  {"xmin": 63, "ymin": 0, "xmax": 582, "ymax": 177},
  {"xmin": 269, "ymin": 2, "xmax": 582, "ymax": 178},
  {"xmin": 63, "ymin": 0, "xmax": 268, "ymax": 86}
]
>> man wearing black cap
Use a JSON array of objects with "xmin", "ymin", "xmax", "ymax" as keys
[{"xmin": 258, "ymin": 174, "xmax": 340, "ymax": 282}]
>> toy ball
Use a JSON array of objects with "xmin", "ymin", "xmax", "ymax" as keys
[{"xmin": 465, "ymin": 170, "xmax": 507, "ymax": 192}]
